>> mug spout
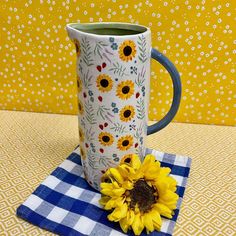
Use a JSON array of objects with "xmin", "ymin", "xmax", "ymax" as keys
[{"xmin": 66, "ymin": 23, "xmax": 82, "ymax": 41}]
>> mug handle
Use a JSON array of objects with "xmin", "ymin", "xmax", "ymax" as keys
[{"xmin": 147, "ymin": 48, "xmax": 182, "ymax": 135}]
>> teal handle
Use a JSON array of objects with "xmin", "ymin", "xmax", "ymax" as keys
[{"xmin": 147, "ymin": 48, "xmax": 182, "ymax": 135}]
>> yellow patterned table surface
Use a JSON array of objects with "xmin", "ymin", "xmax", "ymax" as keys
[{"xmin": 0, "ymin": 110, "xmax": 235, "ymax": 235}]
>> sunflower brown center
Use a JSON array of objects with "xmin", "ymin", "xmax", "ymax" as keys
[
  {"xmin": 129, "ymin": 179, "xmax": 157, "ymax": 212},
  {"xmin": 122, "ymin": 140, "xmax": 129, "ymax": 146},
  {"xmin": 123, "ymin": 46, "xmax": 132, "ymax": 56},
  {"xmin": 123, "ymin": 110, "xmax": 131, "ymax": 118},
  {"xmin": 100, "ymin": 79, "xmax": 109, "ymax": 87},
  {"xmin": 75, "ymin": 44, "xmax": 80, "ymax": 53},
  {"xmin": 122, "ymin": 86, "xmax": 130, "ymax": 94},
  {"xmin": 124, "ymin": 157, "xmax": 131, "ymax": 163},
  {"xmin": 102, "ymin": 135, "xmax": 110, "ymax": 143}
]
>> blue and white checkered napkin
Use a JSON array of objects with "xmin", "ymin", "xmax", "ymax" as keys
[{"xmin": 17, "ymin": 147, "xmax": 191, "ymax": 236}]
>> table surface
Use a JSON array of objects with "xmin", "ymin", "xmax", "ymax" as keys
[{"xmin": 0, "ymin": 110, "xmax": 235, "ymax": 236}]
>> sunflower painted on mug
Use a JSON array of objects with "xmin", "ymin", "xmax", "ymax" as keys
[
  {"xmin": 117, "ymin": 135, "xmax": 134, "ymax": 151},
  {"xmin": 80, "ymin": 145, "xmax": 86, "ymax": 160},
  {"xmin": 96, "ymin": 74, "xmax": 113, "ymax": 92},
  {"xmin": 116, "ymin": 80, "xmax": 134, "ymax": 100},
  {"xmin": 99, "ymin": 132, "xmax": 114, "ymax": 146},
  {"xmin": 77, "ymin": 75, "xmax": 82, "ymax": 93},
  {"xmin": 73, "ymin": 39, "xmax": 81, "ymax": 57},
  {"xmin": 79, "ymin": 126, "xmax": 84, "ymax": 142},
  {"xmin": 78, "ymin": 99, "xmax": 84, "ymax": 115},
  {"xmin": 119, "ymin": 40, "xmax": 136, "ymax": 62},
  {"xmin": 120, "ymin": 105, "xmax": 135, "ymax": 122}
]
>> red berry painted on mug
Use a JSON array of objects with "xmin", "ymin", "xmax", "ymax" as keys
[
  {"xmin": 135, "ymin": 143, "xmax": 138, "ymax": 148},
  {"xmin": 99, "ymin": 124, "xmax": 104, "ymax": 130},
  {"xmin": 96, "ymin": 65, "xmax": 102, "ymax": 72},
  {"xmin": 104, "ymin": 122, "xmax": 108, "ymax": 127},
  {"xmin": 85, "ymin": 143, "xmax": 89, "ymax": 148},
  {"xmin": 136, "ymin": 92, "xmax": 140, "ymax": 98},
  {"xmin": 102, "ymin": 62, "xmax": 106, "ymax": 68},
  {"xmin": 101, "ymin": 170, "xmax": 105, "ymax": 174},
  {"xmin": 83, "ymin": 92, "xmax": 87, "ymax": 98},
  {"xmin": 99, "ymin": 148, "xmax": 104, "ymax": 153},
  {"xmin": 98, "ymin": 96, "xmax": 103, "ymax": 102}
]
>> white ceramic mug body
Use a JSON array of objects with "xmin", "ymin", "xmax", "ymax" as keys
[{"xmin": 67, "ymin": 23, "xmax": 151, "ymax": 190}]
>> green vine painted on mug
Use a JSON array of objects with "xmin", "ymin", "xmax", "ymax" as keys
[
  {"xmin": 94, "ymin": 41, "xmax": 113, "ymax": 62},
  {"xmin": 97, "ymin": 105, "xmax": 114, "ymax": 123},
  {"xmin": 137, "ymin": 35, "xmax": 147, "ymax": 63},
  {"xmin": 135, "ymin": 66, "xmax": 146, "ymax": 87},
  {"xmin": 94, "ymin": 41, "xmax": 108, "ymax": 58},
  {"xmin": 110, "ymin": 123, "xmax": 128, "ymax": 134},
  {"xmin": 137, "ymin": 97, "xmax": 145, "ymax": 120},
  {"xmin": 85, "ymin": 127, "xmax": 95, "ymax": 143},
  {"xmin": 84, "ymin": 100, "xmax": 96, "ymax": 125},
  {"xmin": 81, "ymin": 37, "xmax": 94, "ymax": 66},
  {"xmin": 109, "ymin": 62, "xmax": 128, "ymax": 77},
  {"xmin": 81, "ymin": 70, "xmax": 93, "ymax": 89}
]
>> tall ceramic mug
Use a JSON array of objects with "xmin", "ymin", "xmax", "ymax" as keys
[{"xmin": 66, "ymin": 23, "xmax": 181, "ymax": 190}]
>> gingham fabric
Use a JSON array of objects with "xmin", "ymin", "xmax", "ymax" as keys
[{"xmin": 17, "ymin": 147, "xmax": 191, "ymax": 236}]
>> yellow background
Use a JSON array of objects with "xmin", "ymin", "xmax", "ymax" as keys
[{"xmin": 0, "ymin": 0, "xmax": 235, "ymax": 126}]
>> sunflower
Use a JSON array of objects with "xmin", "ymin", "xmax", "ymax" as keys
[
  {"xmin": 116, "ymin": 80, "xmax": 134, "ymax": 100},
  {"xmin": 78, "ymin": 99, "xmax": 84, "ymax": 115},
  {"xmin": 99, "ymin": 154, "xmax": 179, "ymax": 235},
  {"xmin": 79, "ymin": 127, "xmax": 84, "ymax": 142},
  {"xmin": 74, "ymin": 39, "xmax": 81, "ymax": 57},
  {"xmin": 119, "ymin": 40, "xmax": 136, "ymax": 62},
  {"xmin": 119, "ymin": 105, "xmax": 135, "ymax": 122},
  {"xmin": 99, "ymin": 132, "xmax": 114, "ymax": 146},
  {"xmin": 117, "ymin": 135, "xmax": 133, "ymax": 151},
  {"xmin": 80, "ymin": 145, "xmax": 86, "ymax": 160},
  {"xmin": 120, "ymin": 154, "xmax": 141, "ymax": 169},
  {"xmin": 96, "ymin": 74, "xmax": 113, "ymax": 92},
  {"xmin": 77, "ymin": 75, "xmax": 82, "ymax": 93}
]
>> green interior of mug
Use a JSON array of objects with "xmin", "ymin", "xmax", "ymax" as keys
[{"xmin": 70, "ymin": 23, "xmax": 147, "ymax": 36}]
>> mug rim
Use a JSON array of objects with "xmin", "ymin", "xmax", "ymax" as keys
[{"xmin": 66, "ymin": 22, "xmax": 151, "ymax": 38}]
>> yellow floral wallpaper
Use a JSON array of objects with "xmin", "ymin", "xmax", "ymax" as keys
[{"xmin": 0, "ymin": 0, "xmax": 235, "ymax": 126}]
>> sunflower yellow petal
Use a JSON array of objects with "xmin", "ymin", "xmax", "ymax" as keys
[
  {"xmin": 160, "ymin": 190, "xmax": 179, "ymax": 202},
  {"xmin": 167, "ymin": 177, "xmax": 178, "ymax": 191},
  {"xmin": 122, "ymin": 180, "xmax": 133, "ymax": 190},
  {"xmin": 143, "ymin": 154, "xmax": 156, "ymax": 165},
  {"xmin": 127, "ymin": 210, "xmax": 135, "ymax": 225},
  {"xmin": 110, "ymin": 168, "xmax": 124, "ymax": 184},
  {"xmin": 130, "ymin": 169, "xmax": 144, "ymax": 180},
  {"xmin": 150, "ymin": 209, "xmax": 162, "ymax": 230},
  {"xmin": 115, "ymin": 203, "xmax": 128, "ymax": 219},
  {"xmin": 153, "ymin": 221, "xmax": 161, "ymax": 231},
  {"xmin": 104, "ymin": 197, "xmax": 123, "ymax": 210},
  {"xmin": 101, "ymin": 188, "xmax": 113, "ymax": 196},
  {"xmin": 144, "ymin": 167, "xmax": 160, "ymax": 180},
  {"xmin": 119, "ymin": 217, "xmax": 129, "ymax": 233},
  {"xmin": 159, "ymin": 167, "xmax": 171, "ymax": 176},
  {"xmin": 132, "ymin": 212, "xmax": 144, "ymax": 235},
  {"xmin": 158, "ymin": 199, "xmax": 178, "ymax": 210},
  {"xmin": 99, "ymin": 195, "xmax": 110, "ymax": 206},
  {"xmin": 155, "ymin": 179, "xmax": 168, "ymax": 195},
  {"xmin": 100, "ymin": 182, "xmax": 113, "ymax": 189},
  {"xmin": 117, "ymin": 165, "xmax": 135, "ymax": 179},
  {"xmin": 154, "ymin": 203, "xmax": 173, "ymax": 218},
  {"xmin": 112, "ymin": 188, "xmax": 126, "ymax": 196},
  {"xmin": 139, "ymin": 154, "xmax": 156, "ymax": 173},
  {"xmin": 143, "ymin": 212, "xmax": 154, "ymax": 233},
  {"xmin": 131, "ymin": 154, "xmax": 141, "ymax": 170},
  {"xmin": 108, "ymin": 204, "xmax": 128, "ymax": 222}
]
